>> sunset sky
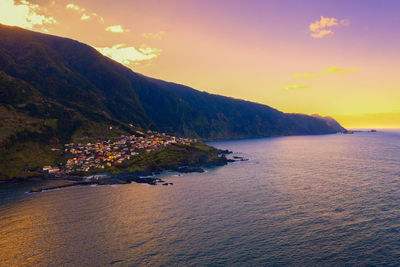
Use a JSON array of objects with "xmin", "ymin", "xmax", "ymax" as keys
[{"xmin": 1, "ymin": 0, "xmax": 400, "ymax": 128}]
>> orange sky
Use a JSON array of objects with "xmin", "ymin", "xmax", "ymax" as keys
[{"xmin": 1, "ymin": 0, "xmax": 400, "ymax": 128}]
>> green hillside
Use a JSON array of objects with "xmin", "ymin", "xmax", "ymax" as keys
[{"xmin": 0, "ymin": 24, "xmax": 346, "ymax": 180}]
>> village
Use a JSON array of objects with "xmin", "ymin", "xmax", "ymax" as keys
[{"xmin": 43, "ymin": 130, "xmax": 197, "ymax": 175}]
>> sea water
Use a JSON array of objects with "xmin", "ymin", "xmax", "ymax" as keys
[{"xmin": 0, "ymin": 130, "xmax": 399, "ymax": 266}]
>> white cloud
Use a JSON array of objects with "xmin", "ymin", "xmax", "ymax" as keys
[
  {"xmin": 105, "ymin": 25, "xmax": 130, "ymax": 33},
  {"xmin": 66, "ymin": 3, "xmax": 103, "ymax": 22},
  {"xmin": 309, "ymin": 16, "xmax": 349, "ymax": 39},
  {"xmin": 95, "ymin": 44, "xmax": 162, "ymax": 66},
  {"xmin": 0, "ymin": 0, "xmax": 56, "ymax": 30},
  {"xmin": 142, "ymin": 31, "xmax": 165, "ymax": 40},
  {"xmin": 80, "ymin": 14, "xmax": 90, "ymax": 21},
  {"xmin": 66, "ymin": 3, "xmax": 85, "ymax": 12}
]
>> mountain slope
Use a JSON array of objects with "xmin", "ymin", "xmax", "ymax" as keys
[
  {"xmin": 0, "ymin": 24, "xmax": 345, "ymax": 140},
  {"xmin": 0, "ymin": 24, "xmax": 346, "ymax": 179},
  {"xmin": 144, "ymin": 77, "xmax": 346, "ymax": 137}
]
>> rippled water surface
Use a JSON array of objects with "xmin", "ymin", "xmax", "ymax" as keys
[{"xmin": 1, "ymin": 131, "xmax": 400, "ymax": 266}]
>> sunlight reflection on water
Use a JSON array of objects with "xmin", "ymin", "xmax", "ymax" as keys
[{"xmin": 1, "ymin": 131, "xmax": 399, "ymax": 266}]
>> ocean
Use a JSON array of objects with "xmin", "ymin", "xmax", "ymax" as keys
[{"xmin": 1, "ymin": 130, "xmax": 399, "ymax": 266}]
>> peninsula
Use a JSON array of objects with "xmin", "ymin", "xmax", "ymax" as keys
[
  {"xmin": 5, "ymin": 127, "xmax": 232, "ymax": 191},
  {"xmin": 28, "ymin": 131, "xmax": 231, "ymax": 192},
  {"xmin": 0, "ymin": 24, "xmax": 346, "ymax": 182}
]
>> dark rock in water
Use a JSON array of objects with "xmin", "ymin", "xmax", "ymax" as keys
[
  {"xmin": 128, "ymin": 177, "xmax": 159, "ymax": 185},
  {"xmin": 228, "ymin": 156, "xmax": 248, "ymax": 162},
  {"xmin": 162, "ymin": 183, "xmax": 169, "ymax": 186},
  {"xmin": 208, "ymin": 155, "xmax": 229, "ymax": 166},
  {"xmin": 219, "ymin": 149, "xmax": 233, "ymax": 155}
]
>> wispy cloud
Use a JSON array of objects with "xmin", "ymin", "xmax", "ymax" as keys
[
  {"xmin": 293, "ymin": 73, "xmax": 319, "ymax": 79},
  {"xmin": 311, "ymin": 29, "xmax": 334, "ymax": 39},
  {"xmin": 142, "ymin": 31, "xmax": 165, "ymax": 40},
  {"xmin": 95, "ymin": 44, "xmax": 162, "ymax": 66},
  {"xmin": 292, "ymin": 67, "xmax": 359, "ymax": 81},
  {"xmin": 323, "ymin": 66, "xmax": 360, "ymax": 75},
  {"xmin": 105, "ymin": 25, "xmax": 130, "ymax": 33},
  {"xmin": 66, "ymin": 3, "xmax": 85, "ymax": 12},
  {"xmin": 80, "ymin": 14, "xmax": 90, "ymax": 21},
  {"xmin": 283, "ymin": 85, "xmax": 309, "ymax": 90},
  {"xmin": 0, "ymin": 0, "xmax": 56, "ymax": 30},
  {"xmin": 323, "ymin": 66, "xmax": 342, "ymax": 73},
  {"xmin": 81, "ymin": 13, "xmax": 103, "ymax": 22},
  {"xmin": 66, "ymin": 3, "xmax": 103, "ymax": 22},
  {"xmin": 309, "ymin": 16, "xmax": 349, "ymax": 39}
]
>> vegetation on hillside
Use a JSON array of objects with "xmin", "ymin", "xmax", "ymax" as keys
[
  {"xmin": 0, "ymin": 24, "xmax": 345, "ymax": 180},
  {"xmin": 112, "ymin": 142, "xmax": 226, "ymax": 174}
]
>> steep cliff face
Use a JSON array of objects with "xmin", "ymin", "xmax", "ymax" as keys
[
  {"xmin": 311, "ymin": 114, "xmax": 346, "ymax": 133},
  {"xmin": 0, "ymin": 24, "xmax": 346, "ymax": 179},
  {"xmin": 0, "ymin": 24, "xmax": 345, "ymax": 142}
]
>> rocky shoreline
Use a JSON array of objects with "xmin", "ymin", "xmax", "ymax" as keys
[
  {"xmin": 29, "ymin": 176, "xmax": 171, "ymax": 193},
  {"xmin": 0, "ymin": 143, "xmax": 249, "ymax": 193},
  {"xmin": 28, "ymin": 163, "xmax": 224, "ymax": 193},
  {"xmin": 27, "ymin": 148, "xmax": 247, "ymax": 193}
]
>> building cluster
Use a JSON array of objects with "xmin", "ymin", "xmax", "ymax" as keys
[{"xmin": 43, "ymin": 130, "xmax": 197, "ymax": 175}]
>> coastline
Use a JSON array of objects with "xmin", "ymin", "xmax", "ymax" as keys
[
  {"xmin": 28, "ymin": 161, "xmax": 232, "ymax": 193},
  {"xmin": 1, "ymin": 143, "xmax": 238, "ymax": 193},
  {"xmin": 1, "ymin": 141, "xmax": 229, "ymax": 179}
]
